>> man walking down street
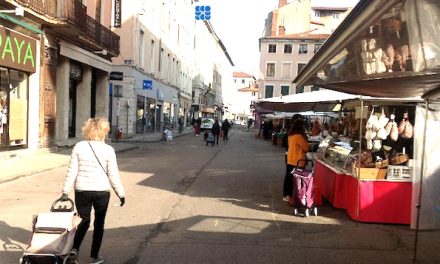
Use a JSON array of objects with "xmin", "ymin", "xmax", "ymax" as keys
[
  {"xmin": 221, "ymin": 119, "xmax": 232, "ymax": 141},
  {"xmin": 212, "ymin": 117, "xmax": 221, "ymax": 145}
]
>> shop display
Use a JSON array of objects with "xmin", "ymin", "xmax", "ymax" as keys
[
  {"xmin": 318, "ymin": 2, "xmax": 419, "ymax": 83},
  {"xmin": 315, "ymin": 104, "xmax": 415, "ymax": 182}
]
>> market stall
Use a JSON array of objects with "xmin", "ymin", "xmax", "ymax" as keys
[
  {"xmin": 293, "ymin": 0, "xmax": 440, "ymax": 235},
  {"xmin": 314, "ymin": 97, "xmax": 422, "ymax": 224}
]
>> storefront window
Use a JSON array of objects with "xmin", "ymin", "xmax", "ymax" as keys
[
  {"xmin": 136, "ymin": 95, "xmax": 145, "ymax": 133},
  {"xmin": 163, "ymin": 102, "xmax": 171, "ymax": 129},
  {"xmin": 0, "ymin": 68, "xmax": 29, "ymax": 150},
  {"xmin": 145, "ymin": 98, "xmax": 156, "ymax": 132}
]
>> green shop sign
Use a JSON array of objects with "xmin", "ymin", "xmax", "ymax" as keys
[{"xmin": 0, "ymin": 26, "xmax": 36, "ymax": 73}]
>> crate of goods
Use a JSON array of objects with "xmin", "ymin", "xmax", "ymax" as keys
[
  {"xmin": 352, "ymin": 164, "xmax": 387, "ymax": 180},
  {"xmin": 387, "ymin": 165, "xmax": 412, "ymax": 180}
]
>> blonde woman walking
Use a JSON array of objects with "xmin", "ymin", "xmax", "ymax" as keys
[{"xmin": 61, "ymin": 118, "xmax": 125, "ymax": 264}]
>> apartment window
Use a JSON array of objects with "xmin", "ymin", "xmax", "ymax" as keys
[
  {"xmin": 282, "ymin": 62, "xmax": 291, "ymax": 78},
  {"xmin": 284, "ymin": 44, "xmax": 292, "ymax": 53},
  {"xmin": 139, "ymin": 30, "xmax": 145, "ymax": 68},
  {"xmin": 159, "ymin": 48, "xmax": 164, "ymax": 72},
  {"xmin": 265, "ymin": 85, "xmax": 274, "ymax": 98},
  {"xmin": 252, "ymin": 92, "xmax": 256, "ymax": 96},
  {"xmin": 296, "ymin": 85, "xmax": 304, "ymax": 94},
  {"xmin": 281, "ymin": 85, "xmax": 289, "ymax": 96},
  {"xmin": 314, "ymin": 43, "xmax": 322, "ymax": 53},
  {"xmin": 150, "ymin": 40, "xmax": 155, "ymax": 72},
  {"xmin": 268, "ymin": 44, "xmax": 276, "ymax": 53},
  {"xmin": 167, "ymin": 53, "xmax": 171, "ymax": 80},
  {"xmin": 266, "ymin": 63, "xmax": 275, "ymax": 77},
  {"xmin": 314, "ymin": 11, "xmax": 321, "ymax": 17},
  {"xmin": 311, "ymin": 85, "xmax": 320, "ymax": 91},
  {"xmin": 241, "ymin": 79, "xmax": 245, "ymax": 84},
  {"xmin": 234, "ymin": 79, "xmax": 236, "ymax": 83},
  {"xmin": 297, "ymin": 63, "xmax": 306, "ymax": 75},
  {"xmin": 299, "ymin": 44, "xmax": 308, "ymax": 54},
  {"xmin": 333, "ymin": 12, "xmax": 340, "ymax": 19}
]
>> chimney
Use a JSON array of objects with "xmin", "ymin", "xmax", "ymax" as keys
[
  {"xmin": 278, "ymin": 25, "xmax": 285, "ymax": 36},
  {"xmin": 278, "ymin": 0, "xmax": 287, "ymax": 8}
]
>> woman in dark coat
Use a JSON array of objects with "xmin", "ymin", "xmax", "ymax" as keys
[
  {"xmin": 211, "ymin": 118, "xmax": 221, "ymax": 145},
  {"xmin": 221, "ymin": 119, "xmax": 231, "ymax": 140}
]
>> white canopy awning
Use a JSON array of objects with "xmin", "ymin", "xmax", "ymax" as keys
[{"xmin": 256, "ymin": 89, "xmax": 423, "ymax": 113}]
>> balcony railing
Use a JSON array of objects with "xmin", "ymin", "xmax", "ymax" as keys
[
  {"xmin": 15, "ymin": 0, "xmax": 56, "ymax": 16},
  {"xmin": 57, "ymin": 0, "xmax": 87, "ymax": 31},
  {"xmin": 15, "ymin": 0, "xmax": 119, "ymax": 55},
  {"xmin": 85, "ymin": 16, "xmax": 120, "ymax": 55}
]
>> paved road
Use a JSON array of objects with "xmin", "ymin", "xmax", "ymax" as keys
[{"xmin": 0, "ymin": 128, "xmax": 437, "ymax": 263}]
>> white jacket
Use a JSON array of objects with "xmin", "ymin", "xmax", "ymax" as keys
[{"xmin": 62, "ymin": 141, "xmax": 125, "ymax": 198}]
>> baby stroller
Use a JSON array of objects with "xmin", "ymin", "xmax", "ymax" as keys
[
  {"xmin": 291, "ymin": 159, "xmax": 318, "ymax": 217},
  {"xmin": 20, "ymin": 198, "xmax": 81, "ymax": 264},
  {"xmin": 206, "ymin": 132, "xmax": 215, "ymax": 146}
]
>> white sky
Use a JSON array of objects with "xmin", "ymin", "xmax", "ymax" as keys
[
  {"xmin": 209, "ymin": 0, "xmax": 279, "ymax": 77},
  {"xmin": 205, "ymin": 0, "xmax": 360, "ymax": 77}
]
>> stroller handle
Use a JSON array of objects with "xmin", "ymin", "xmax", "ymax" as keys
[
  {"xmin": 51, "ymin": 197, "xmax": 75, "ymax": 212},
  {"xmin": 296, "ymin": 159, "xmax": 314, "ymax": 168}
]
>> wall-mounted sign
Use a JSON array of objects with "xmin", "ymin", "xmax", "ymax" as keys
[
  {"xmin": 143, "ymin": 80, "xmax": 153, "ymax": 90},
  {"xmin": 0, "ymin": 26, "xmax": 37, "ymax": 73},
  {"xmin": 109, "ymin": 71, "xmax": 123, "ymax": 80},
  {"xmin": 157, "ymin": 89, "xmax": 164, "ymax": 101},
  {"xmin": 69, "ymin": 63, "xmax": 82, "ymax": 81},
  {"xmin": 195, "ymin": 5, "xmax": 211, "ymax": 21},
  {"xmin": 114, "ymin": 0, "xmax": 122, "ymax": 28}
]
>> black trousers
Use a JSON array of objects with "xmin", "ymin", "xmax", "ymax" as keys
[
  {"xmin": 283, "ymin": 164, "xmax": 296, "ymax": 197},
  {"xmin": 213, "ymin": 133, "xmax": 219, "ymax": 145},
  {"xmin": 222, "ymin": 129, "xmax": 229, "ymax": 140},
  {"xmin": 73, "ymin": 191, "xmax": 110, "ymax": 259}
]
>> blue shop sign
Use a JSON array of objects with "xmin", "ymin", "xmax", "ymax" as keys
[{"xmin": 143, "ymin": 80, "xmax": 153, "ymax": 90}]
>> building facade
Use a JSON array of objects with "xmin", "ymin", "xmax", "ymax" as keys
[
  {"xmin": 224, "ymin": 72, "xmax": 257, "ymax": 123},
  {"xmin": 0, "ymin": 0, "xmax": 119, "ymax": 158},
  {"xmin": 110, "ymin": 0, "xmax": 194, "ymax": 137},
  {"xmin": 258, "ymin": 0, "xmax": 353, "ymax": 99},
  {"xmin": 259, "ymin": 34, "xmax": 328, "ymax": 98}
]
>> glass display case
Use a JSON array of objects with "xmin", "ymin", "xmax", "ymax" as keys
[
  {"xmin": 310, "ymin": 0, "xmax": 440, "ymax": 86},
  {"xmin": 322, "ymin": 140, "xmax": 355, "ymax": 174},
  {"xmin": 316, "ymin": 137, "xmax": 332, "ymax": 159}
]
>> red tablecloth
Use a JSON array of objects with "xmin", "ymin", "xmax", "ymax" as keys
[{"xmin": 315, "ymin": 159, "xmax": 411, "ymax": 224}]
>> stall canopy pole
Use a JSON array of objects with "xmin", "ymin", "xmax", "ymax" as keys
[
  {"xmin": 356, "ymin": 100, "xmax": 364, "ymax": 224},
  {"xmin": 412, "ymin": 101, "xmax": 429, "ymax": 262}
]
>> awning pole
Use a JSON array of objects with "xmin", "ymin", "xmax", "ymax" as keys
[
  {"xmin": 356, "ymin": 100, "xmax": 364, "ymax": 224},
  {"xmin": 412, "ymin": 101, "xmax": 429, "ymax": 262}
]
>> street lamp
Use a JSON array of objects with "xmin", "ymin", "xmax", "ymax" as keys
[{"xmin": 0, "ymin": 6, "xmax": 24, "ymax": 16}]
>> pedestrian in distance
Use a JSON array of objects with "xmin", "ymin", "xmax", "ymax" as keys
[
  {"xmin": 178, "ymin": 116, "xmax": 184, "ymax": 134},
  {"xmin": 60, "ymin": 117, "xmax": 125, "ymax": 264},
  {"xmin": 212, "ymin": 117, "xmax": 221, "ymax": 145},
  {"xmin": 221, "ymin": 119, "xmax": 231, "ymax": 141},
  {"xmin": 283, "ymin": 118, "xmax": 309, "ymax": 202},
  {"xmin": 247, "ymin": 118, "xmax": 253, "ymax": 131},
  {"xmin": 195, "ymin": 118, "xmax": 202, "ymax": 136}
]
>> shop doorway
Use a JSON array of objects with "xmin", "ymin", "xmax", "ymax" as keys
[
  {"xmin": 136, "ymin": 95, "xmax": 145, "ymax": 133},
  {"xmin": 155, "ymin": 104, "xmax": 162, "ymax": 132},
  {"xmin": 68, "ymin": 79, "xmax": 77, "ymax": 138},
  {"xmin": 145, "ymin": 98, "xmax": 156, "ymax": 133},
  {"xmin": 0, "ymin": 68, "xmax": 29, "ymax": 151},
  {"xmin": 91, "ymin": 69, "xmax": 97, "ymax": 118}
]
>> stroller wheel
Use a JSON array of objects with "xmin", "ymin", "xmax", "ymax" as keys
[
  {"xmin": 19, "ymin": 256, "xmax": 31, "ymax": 264},
  {"xmin": 313, "ymin": 207, "xmax": 318, "ymax": 216},
  {"xmin": 63, "ymin": 255, "xmax": 78, "ymax": 264},
  {"xmin": 305, "ymin": 208, "xmax": 310, "ymax": 217},
  {"xmin": 293, "ymin": 208, "xmax": 298, "ymax": 216}
]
